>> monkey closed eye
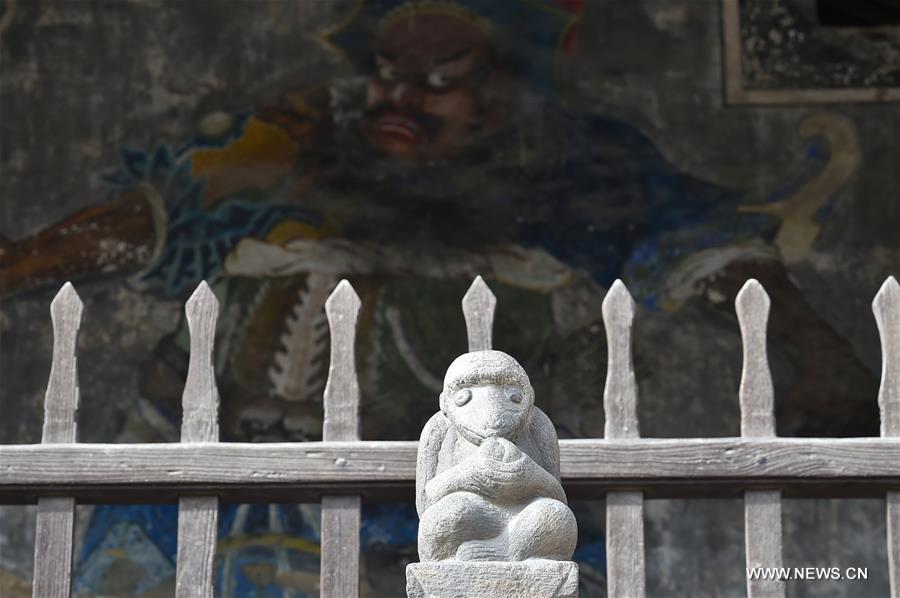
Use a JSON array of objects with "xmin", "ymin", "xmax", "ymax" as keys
[
  {"xmin": 505, "ymin": 386, "xmax": 523, "ymax": 404},
  {"xmin": 453, "ymin": 388, "xmax": 473, "ymax": 406}
]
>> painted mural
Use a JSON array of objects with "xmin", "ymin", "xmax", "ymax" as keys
[{"xmin": 0, "ymin": 0, "xmax": 884, "ymax": 595}]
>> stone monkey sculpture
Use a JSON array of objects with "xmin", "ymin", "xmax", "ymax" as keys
[{"xmin": 415, "ymin": 350, "xmax": 577, "ymax": 562}]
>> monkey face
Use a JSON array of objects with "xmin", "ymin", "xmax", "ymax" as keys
[{"xmin": 440, "ymin": 381, "xmax": 533, "ymax": 445}]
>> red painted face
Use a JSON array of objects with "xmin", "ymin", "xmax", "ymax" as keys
[{"xmin": 360, "ymin": 12, "xmax": 502, "ymax": 160}]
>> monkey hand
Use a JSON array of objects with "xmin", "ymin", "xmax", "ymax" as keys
[
  {"xmin": 477, "ymin": 437, "xmax": 522, "ymax": 464},
  {"xmin": 470, "ymin": 439, "xmax": 528, "ymax": 501}
]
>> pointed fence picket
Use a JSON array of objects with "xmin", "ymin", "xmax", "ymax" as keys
[
  {"xmin": 32, "ymin": 282, "xmax": 82, "ymax": 598},
  {"xmin": 462, "ymin": 275, "xmax": 496, "ymax": 352},
  {"xmin": 737, "ymin": 280, "xmax": 785, "ymax": 598},
  {"xmin": 320, "ymin": 280, "xmax": 362, "ymax": 598},
  {"xmin": 602, "ymin": 280, "xmax": 646, "ymax": 598},
  {"xmin": 3, "ymin": 275, "xmax": 900, "ymax": 598},
  {"xmin": 175, "ymin": 282, "xmax": 220, "ymax": 598},
  {"xmin": 875, "ymin": 276, "xmax": 900, "ymax": 597}
]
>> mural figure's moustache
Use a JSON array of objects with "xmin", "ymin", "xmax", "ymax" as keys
[{"xmin": 362, "ymin": 103, "xmax": 444, "ymax": 142}]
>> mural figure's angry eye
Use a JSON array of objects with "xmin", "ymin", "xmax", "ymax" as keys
[
  {"xmin": 454, "ymin": 388, "xmax": 473, "ymax": 407},
  {"xmin": 507, "ymin": 387, "xmax": 523, "ymax": 404},
  {"xmin": 426, "ymin": 71, "xmax": 449, "ymax": 89},
  {"xmin": 378, "ymin": 64, "xmax": 397, "ymax": 81}
]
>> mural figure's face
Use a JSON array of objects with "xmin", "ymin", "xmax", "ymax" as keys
[{"xmin": 361, "ymin": 12, "xmax": 503, "ymax": 160}]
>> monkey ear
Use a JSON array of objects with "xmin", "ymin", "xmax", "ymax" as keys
[{"xmin": 439, "ymin": 391, "xmax": 448, "ymax": 416}]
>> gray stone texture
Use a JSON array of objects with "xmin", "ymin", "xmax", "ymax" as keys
[
  {"xmin": 412, "ymin": 351, "xmax": 577, "ymax": 591},
  {"xmin": 407, "ymin": 561, "xmax": 579, "ymax": 598}
]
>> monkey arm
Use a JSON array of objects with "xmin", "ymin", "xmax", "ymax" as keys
[
  {"xmin": 516, "ymin": 453, "xmax": 568, "ymax": 504},
  {"xmin": 424, "ymin": 447, "xmax": 567, "ymax": 506},
  {"xmin": 472, "ymin": 412, "xmax": 567, "ymax": 504},
  {"xmin": 523, "ymin": 408, "xmax": 568, "ymax": 503},
  {"xmin": 465, "ymin": 447, "xmax": 566, "ymax": 505},
  {"xmin": 423, "ymin": 461, "xmax": 483, "ymax": 505},
  {"xmin": 416, "ymin": 413, "xmax": 449, "ymax": 516},
  {"xmin": 528, "ymin": 407, "xmax": 562, "ymax": 480}
]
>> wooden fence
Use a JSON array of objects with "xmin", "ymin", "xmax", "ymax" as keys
[{"xmin": 1, "ymin": 275, "xmax": 899, "ymax": 598}]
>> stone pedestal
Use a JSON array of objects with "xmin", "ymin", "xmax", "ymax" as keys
[{"xmin": 406, "ymin": 560, "xmax": 579, "ymax": 598}]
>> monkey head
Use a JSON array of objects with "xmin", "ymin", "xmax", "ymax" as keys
[{"xmin": 439, "ymin": 350, "xmax": 535, "ymax": 445}]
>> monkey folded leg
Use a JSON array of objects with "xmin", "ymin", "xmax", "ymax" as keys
[
  {"xmin": 418, "ymin": 491, "xmax": 508, "ymax": 562},
  {"xmin": 508, "ymin": 497, "xmax": 578, "ymax": 561}
]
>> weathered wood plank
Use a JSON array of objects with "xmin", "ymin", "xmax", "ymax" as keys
[
  {"xmin": 176, "ymin": 496, "xmax": 218, "ymax": 598},
  {"xmin": 602, "ymin": 280, "xmax": 639, "ymax": 440},
  {"xmin": 889, "ymin": 492, "xmax": 900, "ymax": 598},
  {"xmin": 874, "ymin": 276, "xmax": 899, "ymax": 438},
  {"xmin": 744, "ymin": 491, "xmax": 784, "ymax": 597},
  {"xmin": 180, "ymin": 282, "xmax": 220, "ymax": 444},
  {"xmin": 321, "ymin": 280, "xmax": 362, "ymax": 598},
  {"xmin": 176, "ymin": 282, "xmax": 220, "ymax": 598},
  {"xmin": 602, "ymin": 280, "xmax": 646, "ymax": 598},
  {"xmin": 738, "ymin": 284, "xmax": 785, "ymax": 597},
  {"xmin": 737, "ymin": 280, "xmax": 785, "ymax": 598},
  {"xmin": 34, "ymin": 497, "xmax": 75, "ymax": 597},
  {"xmin": 323, "ymin": 280, "xmax": 361, "ymax": 443},
  {"xmin": 41, "ymin": 283, "xmax": 82, "ymax": 445},
  {"xmin": 462, "ymin": 275, "xmax": 496, "ymax": 352},
  {"xmin": 321, "ymin": 495, "xmax": 361, "ymax": 598},
  {"xmin": 606, "ymin": 492, "xmax": 645, "ymax": 598},
  {"xmin": 736, "ymin": 280, "xmax": 775, "ymax": 438},
  {"xmin": 874, "ymin": 276, "xmax": 900, "ymax": 597},
  {"xmin": 33, "ymin": 283, "xmax": 82, "ymax": 598},
  {"xmin": 3, "ymin": 438, "xmax": 900, "ymax": 496}
]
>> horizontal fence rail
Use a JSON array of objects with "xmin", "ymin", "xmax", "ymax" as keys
[
  {"xmin": 0, "ymin": 275, "xmax": 898, "ymax": 598},
  {"xmin": 3, "ymin": 438, "xmax": 900, "ymax": 501}
]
